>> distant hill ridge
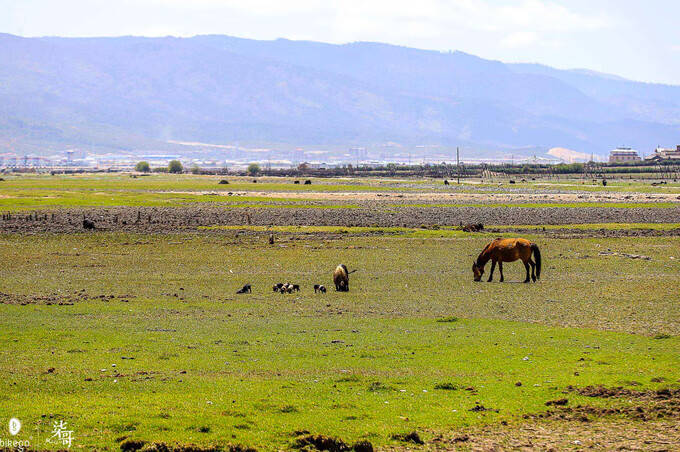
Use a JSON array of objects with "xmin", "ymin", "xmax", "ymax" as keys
[{"xmin": 0, "ymin": 33, "xmax": 679, "ymax": 155}]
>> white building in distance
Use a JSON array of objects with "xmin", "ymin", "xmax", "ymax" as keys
[{"xmin": 609, "ymin": 147, "xmax": 641, "ymax": 163}]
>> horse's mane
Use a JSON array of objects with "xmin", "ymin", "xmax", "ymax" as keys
[{"xmin": 476, "ymin": 242, "xmax": 492, "ymax": 264}]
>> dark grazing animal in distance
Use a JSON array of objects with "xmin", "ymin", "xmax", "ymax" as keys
[
  {"xmin": 83, "ymin": 219, "xmax": 95, "ymax": 230},
  {"xmin": 236, "ymin": 284, "xmax": 252, "ymax": 294}
]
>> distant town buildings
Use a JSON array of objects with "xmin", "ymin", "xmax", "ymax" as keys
[
  {"xmin": 645, "ymin": 145, "xmax": 680, "ymax": 162},
  {"xmin": 609, "ymin": 147, "xmax": 641, "ymax": 163}
]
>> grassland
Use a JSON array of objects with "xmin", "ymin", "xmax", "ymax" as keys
[
  {"xmin": 1, "ymin": 174, "xmax": 679, "ymax": 451},
  {"xmin": 1, "ymin": 231, "xmax": 679, "ymax": 450}
]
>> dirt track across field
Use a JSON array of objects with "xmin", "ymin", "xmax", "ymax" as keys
[{"xmin": 2, "ymin": 205, "xmax": 680, "ymax": 234}]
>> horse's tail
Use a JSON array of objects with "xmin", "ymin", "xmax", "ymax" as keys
[{"xmin": 531, "ymin": 243, "xmax": 542, "ymax": 280}]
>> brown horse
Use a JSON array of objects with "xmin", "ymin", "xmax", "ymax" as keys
[{"xmin": 472, "ymin": 238, "xmax": 541, "ymax": 283}]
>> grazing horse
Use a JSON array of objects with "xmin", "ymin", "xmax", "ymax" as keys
[
  {"xmin": 333, "ymin": 264, "xmax": 350, "ymax": 292},
  {"xmin": 472, "ymin": 238, "xmax": 541, "ymax": 283}
]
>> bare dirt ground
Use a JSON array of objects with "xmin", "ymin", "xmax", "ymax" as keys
[
  {"xmin": 181, "ymin": 190, "xmax": 680, "ymax": 204},
  {"xmin": 424, "ymin": 386, "xmax": 680, "ymax": 451},
  {"xmin": 436, "ymin": 420, "xmax": 680, "ymax": 451},
  {"xmin": 2, "ymin": 205, "xmax": 680, "ymax": 234}
]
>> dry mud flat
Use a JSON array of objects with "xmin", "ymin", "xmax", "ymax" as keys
[
  {"xmin": 1, "ymin": 205, "xmax": 680, "ymax": 234},
  {"xmin": 414, "ymin": 386, "xmax": 680, "ymax": 451}
]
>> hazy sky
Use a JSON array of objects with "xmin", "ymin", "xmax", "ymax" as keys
[{"xmin": 2, "ymin": 0, "xmax": 679, "ymax": 85}]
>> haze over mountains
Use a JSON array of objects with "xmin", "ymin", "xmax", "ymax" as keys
[{"xmin": 1, "ymin": 33, "xmax": 679, "ymax": 158}]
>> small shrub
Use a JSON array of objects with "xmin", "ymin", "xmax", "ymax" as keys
[
  {"xmin": 434, "ymin": 382, "xmax": 458, "ymax": 390},
  {"xmin": 367, "ymin": 381, "xmax": 393, "ymax": 392},
  {"xmin": 280, "ymin": 404, "xmax": 299, "ymax": 413},
  {"xmin": 436, "ymin": 316, "xmax": 458, "ymax": 323},
  {"xmin": 336, "ymin": 375, "xmax": 360, "ymax": 383}
]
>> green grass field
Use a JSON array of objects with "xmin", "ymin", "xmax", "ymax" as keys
[
  {"xmin": 1, "ymin": 231, "xmax": 678, "ymax": 450},
  {"xmin": 1, "ymin": 174, "xmax": 679, "ymax": 450}
]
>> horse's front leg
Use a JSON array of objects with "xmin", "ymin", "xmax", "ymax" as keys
[
  {"xmin": 487, "ymin": 260, "xmax": 496, "ymax": 282},
  {"xmin": 499, "ymin": 262, "xmax": 504, "ymax": 282}
]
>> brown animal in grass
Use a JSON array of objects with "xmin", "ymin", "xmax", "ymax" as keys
[
  {"xmin": 333, "ymin": 264, "xmax": 350, "ymax": 292},
  {"xmin": 472, "ymin": 238, "xmax": 541, "ymax": 283},
  {"xmin": 462, "ymin": 223, "xmax": 484, "ymax": 232}
]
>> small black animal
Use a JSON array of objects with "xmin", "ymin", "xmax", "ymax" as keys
[
  {"xmin": 602, "ymin": 179, "xmax": 607, "ymax": 186},
  {"xmin": 304, "ymin": 180, "xmax": 312, "ymax": 185},
  {"xmin": 444, "ymin": 180, "xmax": 449, "ymax": 185},
  {"xmin": 318, "ymin": 285, "xmax": 326, "ymax": 293},
  {"xmin": 236, "ymin": 284, "xmax": 252, "ymax": 294},
  {"xmin": 293, "ymin": 180, "xmax": 300, "ymax": 184},
  {"xmin": 83, "ymin": 219, "xmax": 95, "ymax": 230},
  {"xmin": 291, "ymin": 284, "xmax": 300, "ymax": 292},
  {"xmin": 219, "ymin": 179, "xmax": 229, "ymax": 184},
  {"xmin": 509, "ymin": 180, "xmax": 516, "ymax": 184}
]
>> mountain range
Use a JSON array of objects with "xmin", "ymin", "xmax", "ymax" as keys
[{"xmin": 1, "ymin": 33, "xmax": 679, "ymax": 157}]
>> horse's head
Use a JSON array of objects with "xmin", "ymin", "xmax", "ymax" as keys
[{"xmin": 472, "ymin": 261, "xmax": 484, "ymax": 282}]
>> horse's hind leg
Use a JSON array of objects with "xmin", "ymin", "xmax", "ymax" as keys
[
  {"xmin": 499, "ymin": 262, "xmax": 504, "ymax": 282},
  {"xmin": 523, "ymin": 261, "xmax": 531, "ymax": 283},
  {"xmin": 488, "ymin": 260, "xmax": 496, "ymax": 282},
  {"xmin": 529, "ymin": 259, "xmax": 536, "ymax": 282}
]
